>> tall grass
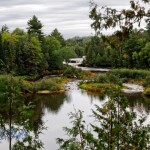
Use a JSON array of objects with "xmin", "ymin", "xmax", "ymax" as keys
[
  {"xmin": 109, "ymin": 69, "xmax": 150, "ymax": 79},
  {"xmin": 63, "ymin": 66, "xmax": 84, "ymax": 78}
]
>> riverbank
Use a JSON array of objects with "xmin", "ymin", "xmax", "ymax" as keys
[
  {"xmin": 0, "ymin": 68, "xmax": 150, "ymax": 96},
  {"xmin": 79, "ymin": 68, "xmax": 150, "ymax": 96},
  {"xmin": 0, "ymin": 74, "xmax": 68, "ymax": 94}
]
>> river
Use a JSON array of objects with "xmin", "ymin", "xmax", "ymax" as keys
[{"xmin": 0, "ymin": 80, "xmax": 149, "ymax": 150}]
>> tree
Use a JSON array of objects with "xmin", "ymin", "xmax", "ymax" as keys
[
  {"xmin": 0, "ymin": 75, "xmax": 44, "ymax": 150},
  {"xmin": 85, "ymin": 36, "xmax": 111, "ymax": 67},
  {"xmin": 89, "ymin": 0, "xmax": 150, "ymax": 69},
  {"xmin": 42, "ymin": 36, "xmax": 62, "ymax": 71},
  {"xmin": 90, "ymin": 0, "xmax": 150, "ymax": 38},
  {"xmin": 57, "ymin": 87, "xmax": 150, "ymax": 149},
  {"xmin": 16, "ymin": 36, "xmax": 43, "ymax": 75},
  {"xmin": 139, "ymin": 42, "xmax": 150, "ymax": 68},
  {"xmin": 121, "ymin": 29, "xmax": 146, "ymax": 68},
  {"xmin": 27, "ymin": 15, "xmax": 44, "ymax": 42},
  {"xmin": 0, "ymin": 32, "xmax": 18, "ymax": 73},
  {"xmin": 51, "ymin": 28, "xmax": 66, "ymax": 47},
  {"xmin": 56, "ymin": 47, "xmax": 75, "ymax": 63},
  {"xmin": 12, "ymin": 28, "xmax": 26, "ymax": 36},
  {"xmin": 146, "ymin": 21, "xmax": 150, "ymax": 42},
  {"xmin": 1, "ymin": 24, "xmax": 9, "ymax": 33}
]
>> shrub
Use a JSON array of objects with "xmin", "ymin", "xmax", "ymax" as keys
[
  {"xmin": 143, "ymin": 76, "xmax": 150, "ymax": 87},
  {"xmin": 109, "ymin": 69, "xmax": 150, "ymax": 79},
  {"xmin": 35, "ymin": 78, "xmax": 64, "ymax": 92},
  {"xmin": 0, "ymin": 74, "xmax": 23, "ymax": 93},
  {"xmin": 95, "ymin": 74, "xmax": 108, "ymax": 83},
  {"xmin": 93, "ymin": 73, "xmax": 122, "ymax": 86},
  {"xmin": 63, "ymin": 66, "xmax": 84, "ymax": 78},
  {"xmin": 107, "ymin": 73, "xmax": 122, "ymax": 86},
  {"xmin": 143, "ymin": 86, "xmax": 150, "ymax": 96}
]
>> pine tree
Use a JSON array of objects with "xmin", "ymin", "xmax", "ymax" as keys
[{"xmin": 27, "ymin": 15, "xmax": 44, "ymax": 42}]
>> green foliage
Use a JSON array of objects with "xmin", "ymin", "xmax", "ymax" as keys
[
  {"xmin": 95, "ymin": 73, "xmax": 122, "ymax": 86},
  {"xmin": 27, "ymin": 15, "xmax": 44, "ymax": 41},
  {"xmin": 139, "ymin": 42, "xmax": 150, "ymax": 68},
  {"xmin": 57, "ymin": 87, "xmax": 150, "ymax": 149},
  {"xmin": 51, "ymin": 28, "xmax": 66, "ymax": 47},
  {"xmin": 109, "ymin": 68, "xmax": 150, "ymax": 80},
  {"xmin": 35, "ymin": 77, "xmax": 64, "ymax": 92},
  {"xmin": 87, "ymin": 0, "xmax": 150, "ymax": 69},
  {"xmin": 0, "ymin": 74, "xmax": 23, "ymax": 93},
  {"xmin": 42, "ymin": 35, "xmax": 63, "ymax": 71},
  {"xmin": 143, "ymin": 76, "xmax": 150, "ymax": 87},
  {"xmin": 15, "ymin": 36, "xmax": 43, "ymax": 75},
  {"xmin": 56, "ymin": 46, "xmax": 76, "ymax": 63},
  {"xmin": 90, "ymin": 0, "xmax": 150, "ymax": 37},
  {"xmin": 66, "ymin": 36, "xmax": 91, "ymax": 57},
  {"xmin": 0, "ymin": 73, "xmax": 44, "ymax": 150},
  {"xmin": 95, "ymin": 74, "xmax": 108, "ymax": 83},
  {"xmin": 80, "ymin": 83, "xmax": 118, "ymax": 93},
  {"xmin": 12, "ymin": 28, "xmax": 26, "ymax": 36},
  {"xmin": 57, "ymin": 110, "xmax": 86, "ymax": 150},
  {"xmin": 63, "ymin": 66, "xmax": 84, "ymax": 79},
  {"xmin": 143, "ymin": 86, "xmax": 150, "ymax": 96}
]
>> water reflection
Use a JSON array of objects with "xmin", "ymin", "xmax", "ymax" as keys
[
  {"xmin": 27, "ymin": 92, "xmax": 71, "ymax": 114},
  {"xmin": 0, "ymin": 93, "xmax": 45, "ymax": 150},
  {"xmin": 80, "ymin": 90, "xmax": 106, "ymax": 104},
  {"xmin": 124, "ymin": 92, "xmax": 150, "ymax": 114},
  {"xmin": 0, "ymin": 86, "xmax": 150, "ymax": 150}
]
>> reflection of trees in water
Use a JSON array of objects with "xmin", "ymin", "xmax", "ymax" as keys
[
  {"xmin": 124, "ymin": 93, "xmax": 150, "ymax": 114},
  {"xmin": 22, "ymin": 92, "xmax": 70, "ymax": 134},
  {"xmin": 79, "ymin": 90, "xmax": 150, "ymax": 114},
  {"xmin": 0, "ymin": 93, "xmax": 44, "ymax": 150},
  {"xmin": 80, "ymin": 90, "xmax": 106, "ymax": 103},
  {"xmin": 27, "ymin": 92, "xmax": 71, "ymax": 114},
  {"xmin": 0, "ymin": 91, "xmax": 70, "ymax": 149}
]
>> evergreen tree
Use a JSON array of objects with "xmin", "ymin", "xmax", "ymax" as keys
[
  {"xmin": 57, "ymin": 87, "xmax": 150, "ymax": 150},
  {"xmin": 51, "ymin": 28, "xmax": 66, "ymax": 47},
  {"xmin": 27, "ymin": 15, "xmax": 44, "ymax": 42},
  {"xmin": 16, "ymin": 36, "xmax": 42, "ymax": 75},
  {"xmin": 1, "ymin": 24, "xmax": 9, "ymax": 33}
]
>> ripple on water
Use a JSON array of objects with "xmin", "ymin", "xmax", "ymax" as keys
[
  {"xmin": 65, "ymin": 80, "xmax": 80, "ymax": 91},
  {"xmin": 122, "ymin": 83, "xmax": 144, "ymax": 93}
]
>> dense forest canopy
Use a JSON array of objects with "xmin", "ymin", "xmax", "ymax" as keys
[{"xmin": 0, "ymin": 0, "xmax": 150, "ymax": 76}]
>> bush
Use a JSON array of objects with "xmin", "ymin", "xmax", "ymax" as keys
[
  {"xmin": 95, "ymin": 74, "xmax": 108, "ymax": 83},
  {"xmin": 63, "ymin": 66, "xmax": 84, "ymax": 78},
  {"xmin": 143, "ymin": 86, "xmax": 150, "ymax": 96},
  {"xmin": 109, "ymin": 69, "xmax": 150, "ymax": 79},
  {"xmin": 0, "ymin": 74, "xmax": 23, "ymax": 93},
  {"xmin": 35, "ymin": 78, "xmax": 64, "ymax": 92},
  {"xmin": 143, "ymin": 76, "xmax": 150, "ymax": 87},
  {"xmin": 93, "ymin": 73, "xmax": 122, "ymax": 86},
  {"xmin": 107, "ymin": 73, "xmax": 122, "ymax": 86}
]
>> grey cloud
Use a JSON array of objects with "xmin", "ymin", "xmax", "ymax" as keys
[{"xmin": 0, "ymin": 0, "xmax": 147, "ymax": 38}]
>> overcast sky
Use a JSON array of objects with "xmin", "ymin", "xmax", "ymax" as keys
[{"xmin": 0, "ymin": 0, "xmax": 148, "ymax": 39}]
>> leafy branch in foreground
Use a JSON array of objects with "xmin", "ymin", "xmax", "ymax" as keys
[
  {"xmin": 57, "ymin": 87, "xmax": 150, "ymax": 150},
  {"xmin": 90, "ymin": 0, "xmax": 150, "ymax": 38}
]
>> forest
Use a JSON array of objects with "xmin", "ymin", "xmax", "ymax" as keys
[
  {"xmin": 0, "ymin": 0, "xmax": 150, "ymax": 149},
  {"xmin": 1, "ymin": 15, "xmax": 150, "ymax": 77}
]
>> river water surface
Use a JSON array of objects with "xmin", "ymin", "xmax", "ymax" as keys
[{"xmin": 0, "ymin": 81, "xmax": 150, "ymax": 150}]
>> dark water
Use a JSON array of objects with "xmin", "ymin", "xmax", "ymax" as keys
[{"xmin": 0, "ymin": 81, "xmax": 149, "ymax": 150}]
